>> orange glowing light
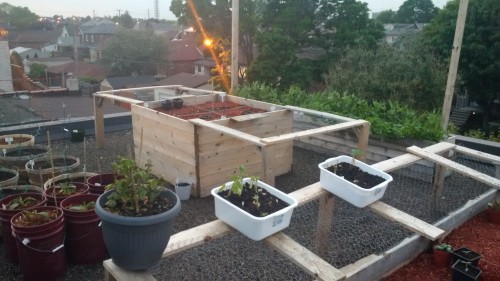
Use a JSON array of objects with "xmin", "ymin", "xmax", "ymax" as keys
[{"xmin": 204, "ymin": 39, "xmax": 212, "ymax": 47}]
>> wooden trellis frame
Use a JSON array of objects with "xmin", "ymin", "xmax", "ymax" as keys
[{"xmin": 103, "ymin": 141, "xmax": 499, "ymax": 281}]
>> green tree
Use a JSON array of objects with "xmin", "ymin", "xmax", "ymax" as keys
[
  {"xmin": 396, "ymin": 0, "xmax": 439, "ymax": 23},
  {"xmin": 375, "ymin": 10, "xmax": 397, "ymax": 23},
  {"xmin": 315, "ymin": 0, "xmax": 385, "ymax": 58},
  {"xmin": 112, "ymin": 11, "xmax": 134, "ymax": 29},
  {"xmin": 0, "ymin": 3, "xmax": 38, "ymax": 29},
  {"xmin": 28, "ymin": 63, "xmax": 46, "ymax": 80},
  {"xmin": 325, "ymin": 35, "xmax": 448, "ymax": 111},
  {"xmin": 102, "ymin": 29, "xmax": 169, "ymax": 76},
  {"xmin": 170, "ymin": 0, "xmax": 262, "ymax": 78},
  {"xmin": 423, "ymin": 0, "xmax": 500, "ymax": 128}
]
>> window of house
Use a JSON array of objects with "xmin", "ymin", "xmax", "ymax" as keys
[
  {"xmin": 197, "ymin": 65, "xmax": 202, "ymax": 73},
  {"xmin": 91, "ymin": 35, "xmax": 94, "ymax": 43}
]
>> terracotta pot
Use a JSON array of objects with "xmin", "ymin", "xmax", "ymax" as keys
[
  {"xmin": 433, "ymin": 247, "xmax": 452, "ymax": 267},
  {"xmin": 486, "ymin": 208, "xmax": 500, "ymax": 224}
]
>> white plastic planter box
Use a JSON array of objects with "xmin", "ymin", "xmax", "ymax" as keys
[
  {"xmin": 211, "ymin": 178, "xmax": 298, "ymax": 241},
  {"xmin": 318, "ymin": 156, "xmax": 393, "ymax": 208}
]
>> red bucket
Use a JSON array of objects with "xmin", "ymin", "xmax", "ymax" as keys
[
  {"xmin": 43, "ymin": 182, "xmax": 89, "ymax": 206},
  {"xmin": 0, "ymin": 192, "xmax": 46, "ymax": 263},
  {"xmin": 10, "ymin": 206, "xmax": 66, "ymax": 281},
  {"xmin": 85, "ymin": 173, "xmax": 119, "ymax": 194},
  {"xmin": 60, "ymin": 194, "xmax": 109, "ymax": 264}
]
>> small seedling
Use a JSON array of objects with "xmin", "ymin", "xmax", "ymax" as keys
[
  {"xmin": 68, "ymin": 201, "xmax": 96, "ymax": 211},
  {"xmin": 435, "ymin": 243, "xmax": 452, "ymax": 252},
  {"xmin": 351, "ymin": 149, "xmax": 364, "ymax": 165},
  {"xmin": 219, "ymin": 165, "xmax": 259, "ymax": 196},
  {"xmin": 4, "ymin": 196, "xmax": 38, "ymax": 210},
  {"xmin": 488, "ymin": 199, "xmax": 500, "ymax": 210}
]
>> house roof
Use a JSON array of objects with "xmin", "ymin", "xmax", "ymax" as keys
[
  {"xmin": 103, "ymin": 75, "xmax": 157, "ymax": 89},
  {"xmin": 168, "ymin": 39, "xmax": 204, "ymax": 62},
  {"xmin": 84, "ymin": 24, "xmax": 118, "ymax": 35},
  {"xmin": 30, "ymin": 57, "xmax": 73, "ymax": 63},
  {"xmin": 154, "ymin": 72, "xmax": 210, "ymax": 88},
  {"xmin": 9, "ymin": 29, "xmax": 62, "ymax": 48},
  {"xmin": 47, "ymin": 61, "xmax": 111, "ymax": 79}
]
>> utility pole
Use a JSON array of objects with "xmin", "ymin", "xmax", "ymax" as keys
[
  {"xmin": 230, "ymin": 0, "xmax": 239, "ymax": 94},
  {"xmin": 117, "ymin": 9, "xmax": 122, "ymax": 17},
  {"xmin": 441, "ymin": 0, "xmax": 469, "ymax": 130}
]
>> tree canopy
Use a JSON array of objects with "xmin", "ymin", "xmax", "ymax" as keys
[
  {"xmin": 111, "ymin": 11, "xmax": 134, "ymax": 29},
  {"xmin": 0, "ymin": 2, "xmax": 38, "ymax": 29},
  {"xmin": 422, "ymin": 0, "xmax": 500, "ymax": 126},
  {"xmin": 396, "ymin": 0, "xmax": 439, "ymax": 23},
  {"xmin": 102, "ymin": 29, "xmax": 169, "ymax": 76}
]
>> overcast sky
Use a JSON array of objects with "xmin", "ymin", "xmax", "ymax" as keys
[{"xmin": 6, "ymin": 0, "xmax": 450, "ymax": 20}]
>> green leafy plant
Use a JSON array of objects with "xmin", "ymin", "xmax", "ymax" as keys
[
  {"xmin": 218, "ymin": 165, "xmax": 259, "ymax": 197},
  {"xmin": 55, "ymin": 182, "xmax": 77, "ymax": 195},
  {"xmin": 435, "ymin": 243, "xmax": 452, "ymax": 252},
  {"xmin": 68, "ymin": 201, "xmax": 96, "ymax": 211},
  {"xmin": 105, "ymin": 157, "xmax": 163, "ymax": 216},
  {"xmin": 351, "ymin": 149, "xmax": 364, "ymax": 165},
  {"xmin": 4, "ymin": 196, "xmax": 38, "ymax": 210},
  {"xmin": 488, "ymin": 199, "xmax": 500, "ymax": 211},
  {"xmin": 14, "ymin": 209, "xmax": 59, "ymax": 227}
]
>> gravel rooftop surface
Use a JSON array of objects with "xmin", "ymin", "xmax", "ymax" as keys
[{"xmin": 0, "ymin": 130, "xmax": 494, "ymax": 280}]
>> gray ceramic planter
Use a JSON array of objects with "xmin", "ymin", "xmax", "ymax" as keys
[{"xmin": 95, "ymin": 188, "xmax": 181, "ymax": 271}]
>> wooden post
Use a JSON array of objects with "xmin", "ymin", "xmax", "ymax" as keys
[
  {"xmin": 314, "ymin": 193, "xmax": 335, "ymax": 258},
  {"xmin": 431, "ymin": 164, "xmax": 446, "ymax": 211},
  {"xmin": 261, "ymin": 144, "xmax": 276, "ymax": 186},
  {"xmin": 94, "ymin": 96, "xmax": 105, "ymax": 148},
  {"xmin": 441, "ymin": 0, "xmax": 469, "ymax": 130},
  {"xmin": 357, "ymin": 123, "xmax": 370, "ymax": 160},
  {"xmin": 230, "ymin": 0, "xmax": 239, "ymax": 94}
]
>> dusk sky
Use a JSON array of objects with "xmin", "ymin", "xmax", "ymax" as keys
[{"xmin": 6, "ymin": 0, "xmax": 450, "ymax": 20}]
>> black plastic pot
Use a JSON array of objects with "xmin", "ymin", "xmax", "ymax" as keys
[
  {"xmin": 451, "ymin": 260, "xmax": 482, "ymax": 281},
  {"xmin": 95, "ymin": 188, "xmax": 181, "ymax": 271},
  {"xmin": 70, "ymin": 129, "xmax": 85, "ymax": 143},
  {"xmin": 173, "ymin": 98, "xmax": 183, "ymax": 109},
  {"xmin": 452, "ymin": 247, "xmax": 481, "ymax": 266},
  {"xmin": 161, "ymin": 99, "xmax": 173, "ymax": 110}
]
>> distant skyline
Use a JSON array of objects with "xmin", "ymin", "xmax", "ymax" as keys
[{"xmin": 5, "ymin": 0, "xmax": 450, "ymax": 20}]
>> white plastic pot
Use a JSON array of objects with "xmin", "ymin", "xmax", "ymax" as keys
[
  {"xmin": 211, "ymin": 178, "xmax": 298, "ymax": 241},
  {"xmin": 318, "ymin": 156, "xmax": 393, "ymax": 208}
]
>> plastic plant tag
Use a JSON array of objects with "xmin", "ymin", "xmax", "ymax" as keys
[{"xmin": 5, "ymin": 137, "xmax": 13, "ymax": 144}]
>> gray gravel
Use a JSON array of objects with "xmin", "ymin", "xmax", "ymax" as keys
[{"xmin": 0, "ymin": 130, "xmax": 494, "ymax": 280}]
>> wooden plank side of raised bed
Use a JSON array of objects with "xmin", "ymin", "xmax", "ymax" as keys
[
  {"xmin": 132, "ymin": 104, "xmax": 197, "ymax": 185},
  {"xmin": 266, "ymin": 232, "xmax": 346, "ymax": 281},
  {"xmin": 103, "ymin": 260, "xmax": 155, "ymax": 281},
  {"xmin": 407, "ymin": 146, "xmax": 500, "ymax": 189}
]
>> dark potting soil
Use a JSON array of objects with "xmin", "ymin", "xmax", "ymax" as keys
[
  {"xmin": 105, "ymin": 196, "xmax": 175, "ymax": 217},
  {"xmin": 5, "ymin": 148, "xmax": 47, "ymax": 157},
  {"xmin": 326, "ymin": 162, "xmax": 386, "ymax": 189},
  {"xmin": 0, "ymin": 170, "xmax": 16, "ymax": 180},
  {"xmin": 218, "ymin": 183, "xmax": 289, "ymax": 217},
  {"xmin": 33, "ymin": 158, "xmax": 77, "ymax": 169},
  {"xmin": 155, "ymin": 101, "xmax": 267, "ymax": 121},
  {"xmin": 12, "ymin": 209, "xmax": 60, "ymax": 227}
]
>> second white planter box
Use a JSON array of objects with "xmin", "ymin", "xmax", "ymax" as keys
[
  {"xmin": 318, "ymin": 156, "xmax": 393, "ymax": 208},
  {"xmin": 211, "ymin": 178, "xmax": 298, "ymax": 241}
]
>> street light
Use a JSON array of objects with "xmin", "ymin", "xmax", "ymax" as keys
[{"xmin": 204, "ymin": 39, "xmax": 212, "ymax": 47}]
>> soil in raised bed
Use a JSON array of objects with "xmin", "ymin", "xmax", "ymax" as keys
[
  {"xmin": 383, "ymin": 211, "xmax": 500, "ymax": 281},
  {"xmin": 327, "ymin": 162, "xmax": 386, "ymax": 189},
  {"xmin": 217, "ymin": 183, "xmax": 289, "ymax": 217},
  {"xmin": 155, "ymin": 101, "xmax": 267, "ymax": 121}
]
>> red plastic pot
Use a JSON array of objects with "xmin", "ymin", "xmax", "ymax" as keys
[
  {"xmin": 433, "ymin": 247, "xmax": 452, "ymax": 267},
  {"xmin": 0, "ymin": 192, "xmax": 46, "ymax": 263},
  {"xmin": 86, "ymin": 173, "xmax": 120, "ymax": 194},
  {"xmin": 60, "ymin": 193, "xmax": 109, "ymax": 264},
  {"xmin": 10, "ymin": 206, "xmax": 66, "ymax": 281},
  {"xmin": 486, "ymin": 208, "xmax": 500, "ymax": 224},
  {"xmin": 43, "ymin": 182, "xmax": 89, "ymax": 206}
]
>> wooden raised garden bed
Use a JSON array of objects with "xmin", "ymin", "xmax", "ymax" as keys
[{"xmin": 133, "ymin": 94, "xmax": 293, "ymax": 197}]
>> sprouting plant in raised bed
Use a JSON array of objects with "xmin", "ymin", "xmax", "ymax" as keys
[
  {"xmin": 351, "ymin": 148, "xmax": 363, "ymax": 165},
  {"xmin": 3, "ymin": 196, "xmax": 38, "ymax": 210},
  {"xmin": 435, "ymin": 243, "xmax": 452, "ymax": 252}
]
